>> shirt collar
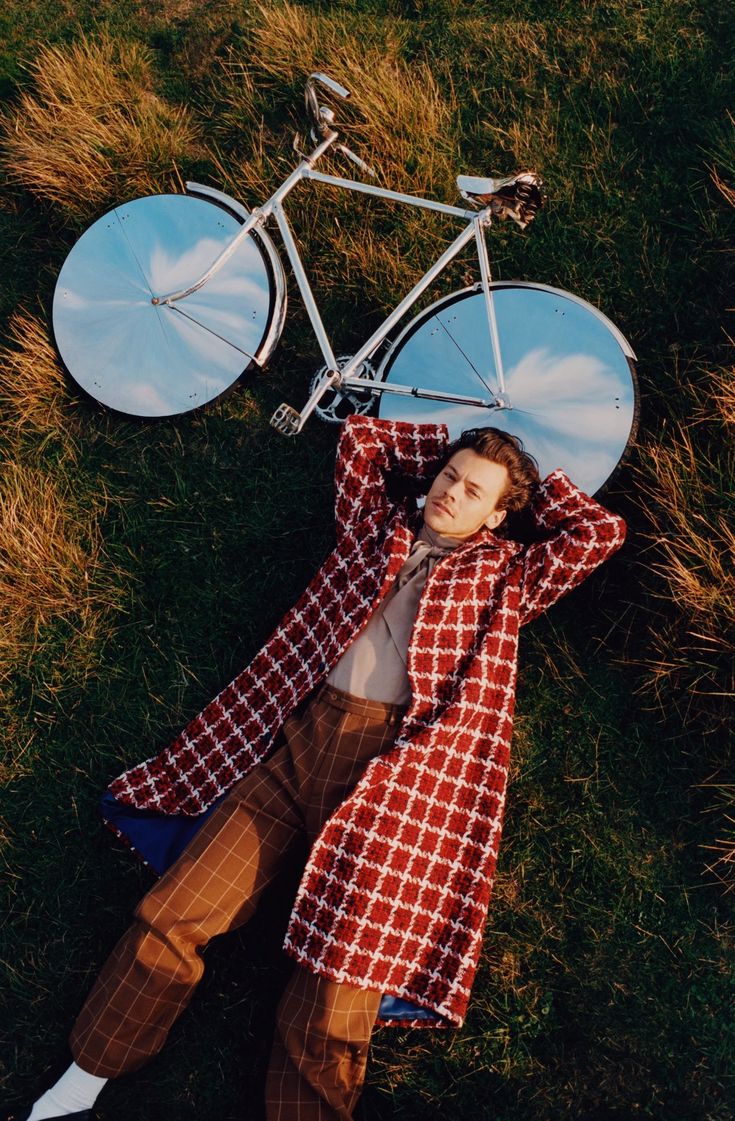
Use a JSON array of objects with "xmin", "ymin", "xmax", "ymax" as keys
[{"xmin": 416, "ymin": 520, "xmax": 466, "ymax": 552}]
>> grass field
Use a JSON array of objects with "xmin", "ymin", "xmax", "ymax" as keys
[{"xmin": 1, "ymin": 3, "xmax": 733, "ymax": 1120}]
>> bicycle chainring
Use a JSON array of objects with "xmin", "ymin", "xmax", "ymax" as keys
[{"xmin": 310, "ymin": 357, "xmax": 377, "ymax": 424}]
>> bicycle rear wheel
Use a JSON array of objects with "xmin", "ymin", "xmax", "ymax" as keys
[
  {"xmin": 376, "ymin": 282, "xmax": 638, "ymax": 496},
  {"xmin": 53, "ymin": 190, "xmax": 285, "ymax": 418}
]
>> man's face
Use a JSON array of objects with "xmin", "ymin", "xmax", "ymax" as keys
[{"xmin": 424, "ymin": 449, "xmax": 509, "ymax": 539}]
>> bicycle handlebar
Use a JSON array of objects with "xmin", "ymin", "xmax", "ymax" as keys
[
  {"xmin": 305, "ymin": 73, "xmax": 351, "ymax": 130},
  {"xmin": 309, "ymin": 73, "xmax": 351, "ymax": 100},
  {"xmin": 303, "ymin": 73, "xmax": 377, "ymax": 177}
]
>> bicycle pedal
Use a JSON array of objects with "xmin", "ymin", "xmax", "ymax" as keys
[{"xmin": 270, "ymin": 402, "xmax": 302, "ymax": 435}]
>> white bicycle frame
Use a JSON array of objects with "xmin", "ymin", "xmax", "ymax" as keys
[{"xmin": 153, "ymin": 75, "xmax": 510, "ymax": 434}]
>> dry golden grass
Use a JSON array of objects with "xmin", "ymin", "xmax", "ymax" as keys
[
  {"xmin": 641, "ymin": 429, "xmax": 734, "ymax": 621},
  {"xmin": 244, "ymin": 2, "xmax": 458, "ymax": 197},
  {"xmin": 708, "ymin": 110, "xmax": 735, "ymax": 212},
  {"xmin": 207, "ymin": 4, "xmax": 462, "ymax": 319},
  {"xmin": 700, "ymin": 782, "xmax": 735, "ymax": 893},
  {"xmin": 0, "ymin": 462, "xmax": 123, "ymax": 684},
  {"xmin": 710, "ymin": 359, "xmax": 735, "ymax": 423},
  {"xmin": 0, "ymin": 33, "xmax": 199, "ymax": 220},
  {"xmin": 0, "ymin": 309, "xmax": 78, "ymax": 452},
  {"xmin": 633, "ymin": 124, "xmax": 735, "ymax": 742},
  {"xmin": 325, "ymin": 213, "xmax": 453, "ymax": 312},
  {"xmin": 711, "ymin": 167, "xmax": 735, "ymax": 211},
  {"xmin": 634, "ymin": 364, "xmax": 735, "ymax": 734}
]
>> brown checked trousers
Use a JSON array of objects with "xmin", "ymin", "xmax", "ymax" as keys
[{"xmin": 70, "ymin": 685, "xmax": 407, "ymax": 1120}]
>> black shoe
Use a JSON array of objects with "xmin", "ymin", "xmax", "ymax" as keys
[{"xmin": 1, "ymin": 1110, "xmax": 92, "ymax": 1121}]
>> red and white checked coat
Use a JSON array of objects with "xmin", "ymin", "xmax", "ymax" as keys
[{"xmin": 108, "ymin": 416, "xmax": 626, "ymax": 1027}]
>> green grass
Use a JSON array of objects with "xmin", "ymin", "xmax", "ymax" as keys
[{"xmin": 1, "ymin": 3, "xmax": 734, "ymax": 1120}]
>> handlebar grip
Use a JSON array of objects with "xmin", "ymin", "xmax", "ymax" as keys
[{"xmin": 308, "ymin": 72, "xmax": 351, "ymax": 100}]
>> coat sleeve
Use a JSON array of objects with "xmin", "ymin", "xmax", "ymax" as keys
[
  {"xmin": 334, "ymin": 415, "xmax": 449, "ymax": 540},
  {"xmin": 519, "ymin": 469, "xmax": 626, "ymax": 625}
]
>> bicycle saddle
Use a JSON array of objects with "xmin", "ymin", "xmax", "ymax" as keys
[{"xmin": 457, "ymin": 171, "xmax": 545, "ymax": 229}]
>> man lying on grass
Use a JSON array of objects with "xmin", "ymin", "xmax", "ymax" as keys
[{"xmin": 5, "ymin": 415, "xmax": 626, "ymax": 1121}]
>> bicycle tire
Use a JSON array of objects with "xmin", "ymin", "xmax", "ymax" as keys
[
  {"xmin": 52, "ymin": 191, "xmax": 286, "ymax": 419},
  {"xmin": 376, "ymin": 282, "xmax": 639, "ymax": 496}
]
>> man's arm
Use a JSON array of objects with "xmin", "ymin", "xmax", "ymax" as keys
[
  {"xmin": 519, "ymin": 469, "xmax": 626, "ymax": 625},
  {"xmin": 334, "ymin": 415, "xmax": 449, "ymax": 539}
]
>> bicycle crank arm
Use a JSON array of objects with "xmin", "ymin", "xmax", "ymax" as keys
[
  {"xmin": 270, "ymin": 369, "xmax": 342, "ymax": 435},
  {"xmin": 271, "ymin": 373, "xmax": 507, "ymax": 436},
  {"xmin": 340, "ymin": 376, "xmax": 505, "ymax": 410}
]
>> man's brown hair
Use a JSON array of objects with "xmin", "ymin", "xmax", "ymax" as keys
[{"xmin": 444, "ymin": 427, "xmax": 540, "ymax": 512}]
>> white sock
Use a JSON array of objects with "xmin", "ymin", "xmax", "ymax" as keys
[{"xmin": 27, "ymin": 1063, "xmax": 108, "ymax": 1120}]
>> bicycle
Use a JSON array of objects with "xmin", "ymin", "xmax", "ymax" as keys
[{"xmin": 52, "ymin": 73, "xmax": 638, "ymax": 495}]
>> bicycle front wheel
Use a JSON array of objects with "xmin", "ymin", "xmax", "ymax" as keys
[
  {"xmin": 53, "ymin": 190, "xmax": 285, "ymax": 418},
  {"xmin": 376, "ymin": 282, "xmax": 638, "ymax": 496}
]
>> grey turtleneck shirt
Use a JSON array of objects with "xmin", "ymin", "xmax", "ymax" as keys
[{"xmin": 326, "ymin": 520, "xmax": 465, "ymax": 705}]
